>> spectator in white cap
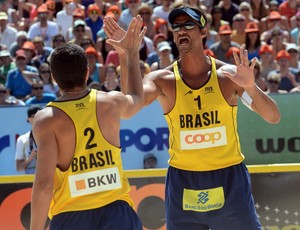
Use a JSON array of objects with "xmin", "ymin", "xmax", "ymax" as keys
[
  {"xmin": 0, "ymin": 12, "xmax": 18, "ymax": 49},
  {"xmin": 150, "ymin": 41, "xmax": 173, "ymax": 71},
  {"xmin": 68, "ymin": 19, "xmax": 89, "ymax": 46},
  {"xmin": 0, "ymin": 50, "xmax": 16, "ymax": 84},
  {"xmin": 286, "ymin": 43, "xmax": 300, "ymax": 69}
]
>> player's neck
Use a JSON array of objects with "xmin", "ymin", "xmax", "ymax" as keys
[{"xmin": 60, "ymin": 87, "xmax": 90, "ymax": 99}]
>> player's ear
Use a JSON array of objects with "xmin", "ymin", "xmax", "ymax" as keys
[{"xmin": 85, "ymin": 67, "xmax": 90, "ymax": 81}]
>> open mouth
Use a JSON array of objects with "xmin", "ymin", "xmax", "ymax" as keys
[{"xmin": 179, "ymin": 37, "xmax": 189, "ymax": 46}]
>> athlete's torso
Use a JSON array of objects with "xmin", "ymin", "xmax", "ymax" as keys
[
  {"xmin": 164, "ymin": 58, "xmax": 244, "ymax": 171},
  {"xmin": 47, "ymin": 89, "xmax": 133, "ymax": 218}
]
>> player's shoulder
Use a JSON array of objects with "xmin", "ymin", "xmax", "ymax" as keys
[{"xmin": 145, "ymin": 68, "xmax": 174, "ymax": 81}]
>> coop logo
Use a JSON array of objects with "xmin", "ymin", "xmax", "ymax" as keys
[
  {"xmin": 180, "ymin": 126, "xmax": 227, "ymax": 150},
  {"xmin": 69, "ymin": 167, "xmax": 121, "ymax": 197}
]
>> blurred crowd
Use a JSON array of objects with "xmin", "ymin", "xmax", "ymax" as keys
[{"xmin": 1, "ymin": 0, "xmax": 300, "ymax": 107}]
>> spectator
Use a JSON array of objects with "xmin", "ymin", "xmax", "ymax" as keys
[
  {"xmin": 0, "ymin": 0, "xmax": 18, "ymax": 27},
  {"xmin": 244, "ymin": 22, "xmax": 261, "ymax": 60},
  {"xmin": 154, "ymin": 17, "xmax": 178, "ymax": 59},
  {"xmin": 152, "ymin": 0, "xmax": 172, "ymax": 22},
  {"xmin": 265, "ymin": 72, "xmax": 287, "ymax": 94},
  {"xmin": 231, "ymin": 13, "xmax": 246, "ymax": 45},
  {"xmin": 22, "ymin": 41, "xmax": 37, "ymax": 67},
  {"xmin": 210, "ymin": 5, "xmax": 229, "ymax": 32},
  {"xmin": 258, "ymin": 44, "xmax": 278, "ymax": 79},
  {"xmin": 289, "ymin": 3, "xmax": 300, "ymax": 30},
  {"xmin": 39, "ymin": 63, "xmax": 59, "ymax": 96},
  {"xmin": 25, "ymin": 80, "xmax": 56, "ymax": 106},
  {"xmin": 275, "ymin": 49, "xmax": 300, "ymax": 92},
  {"xmin": 105, "ymin": 49, "xmax": 119, "ymax": 67},
  {"xmin": 22, "ymin": 62, "xmax": 60, "ymax": 96},
  {"xmin": 68, "ymin": 19, "xmax": 88, "ymax": 45},
  {"xmin": 205, "ymin": 13, "xmax": 220, "ymax": 48},
  {"xmin": 101, "ymin": 63, "xmax": 120, "ymax": 92},
  {"xmin": 154, "ymin": 17, "xmax": 168, "ymax": 37},
  {"xmin": 0, "ymin": 83, "xmax": 25, "ymax": 106},
  {"xmin": 119, "ymin": 0, "xmax": 141, "ymax": 30},
  {"xmin": 85, "ymin": 46, "xmax": 105, "ymax": 84},
  {"xmin": 138, "ymin": 3, "xmax": 155, "ymax": 39},
  {"xmin": 17, "ymin": 0, "xmax": 44, "ymax": 24},
  {"xmin": 66, "ymin": 16, "xmax": 93, "ymax": 45},
  {"xmin": 105, "ymin": 5, "xmax": 121, "ymax": 23},
  {"xmin": 209, "ymin": 24, "xmax": 240, "ymax": 63},
  {"xmin": 31, "ymin": 36, "xmax": 53, "ymax": 69},
  {"xmin": 238, "ymin": 2, "xmax": 259, "ymax": 26},
  {"xmin": 260, "ymin": 5, "xmax": 289, "ymax": 33},
  {"xmin": 253, "ymin": 60, "xmax": 267, "ymax": 91},
  {"xmin": 0, "ymin": 50, "xmax": 16, "ymax": 85},
  {"xmin": 143, "ymin": 153, "xmax": 157, "ymax": 169},
  {"xmin": 286, "ymin": 43, "xmax": 300, "ymax": 69},
  {"xmin": 146, "ymin": 33, "xmax": 167, "ymax": 66},
  {"xmin": 250, "ymin": 0, "xmax": 269, "ymax": 21},
  {"xmin": 51, "ymin": 34, "xmax": 66, "ymax": 49},
  {"xmin": 94, "ymin": 0, "xmax": 111, "ymax": 15},
  {"xmin": 225, "ymin": 46, "xmax": 240, "ymax": 64},
  {"xmin": 267, "ymin": 26, "xmax": 289, "ymax": 55},
  {"xmin": 290, "ymin": 12, "xmax": 300, "ymax": 45},
  {"xmin": 80, "ymin": 35, "xmax": 104, "ymax": 64},
  {"xmin": 27, "ymin": 4, "xmax": 59, "ymax": 47},
  {"xmin": 5, "ymin": 49, "xmax": 38, "ymax": 100},
  {"xmin": 45, "ymin": 0, "xmax": 56, "ymax": 21},
  {"xmin": 0, "ymin": 12, "xmax": 18, "ymax": 49},
  {"xmin": 219, "ymin": 0, "xmax": 239, "ymax": 25},
  {"xmin": 56, "ymin": 0, "xmax": 77, "ymax": 38},
  {"xmin": 15, "ymin": 105, "xmax": 42, "ymax": 174},
  {"xmin": 278, "ymin": 0, "xmax": 297, "ymax": 21},
  {"xmin": 85, "ymin": 4, "xmax": 103, "ymax": 42},
  {"xmin": 139, "ymin": 60, "xmax": 151, "ymax": 78},
  {"xmin": 261, "ymin": 11, "xmax": 290, "ymax": 46},
  {"xmin": 9, "ymin": 31, "xmax": 28, "ymax": 58},
  {"xmin": 151, "ymin": 41, "xmax": 173, "ymax": 71},
  {"xmin": 139, "ymin": 34, "xmax": 154, "ymax": 62}
]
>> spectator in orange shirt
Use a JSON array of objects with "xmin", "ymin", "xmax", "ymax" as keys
[{"xmin": 279, "ymin": 0, "xmax": 297, "ymax": 21}]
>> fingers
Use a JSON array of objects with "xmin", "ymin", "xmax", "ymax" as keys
[
  {"xmin": 233, "ymin": 48, "xmax": 240, "ymax": 66},
  {"xmin": 233, "ymin": 47, "xmax": 251, "ymax": 67},
  {"xmin": 127, "ymin": 15, "xmax": 143, "ymax": 38},
  {"xmin": 249, "ymin": 57, "xmax": 257, "ymax": 70},
  {"xmin": 103, "ymin": 17, "xmax": 116, "ymax": 38},
  {"xmin": 241, "ymin": 47, "xmax": 249, "ymax": 67}
]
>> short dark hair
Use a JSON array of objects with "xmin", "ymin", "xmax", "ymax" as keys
[{"xmin": 50, "ymin": 44, "xmax": 88, "ymax": 91}]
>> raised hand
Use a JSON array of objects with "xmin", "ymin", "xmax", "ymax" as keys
[
  {"xmin": 103, "ymin": 16, "xmax": 126, "ymax": 42},
  {"xmin": 104, "ymin": 15, "xmax": 147, "ymax": 55},
  {"xmin": 221, "ymin": 47, "xmax": 256, "ymax": 89}
]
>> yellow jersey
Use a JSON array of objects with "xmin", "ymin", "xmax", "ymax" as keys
[
  {"xmin": 47, "ymin": 89, "xmax": 133, "ymax": 219},
  {"xmin": 164, "ymin": 58, "xmax": 244, "ymax": 171}
]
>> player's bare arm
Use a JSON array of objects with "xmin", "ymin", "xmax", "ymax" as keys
[
  {"xmin": 30, "ymin": 109, "xmax": 59, "ymax": 230},
  {"xmin": 105, "ymin": 16, "xmax": 146, "ymax": 118}
]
